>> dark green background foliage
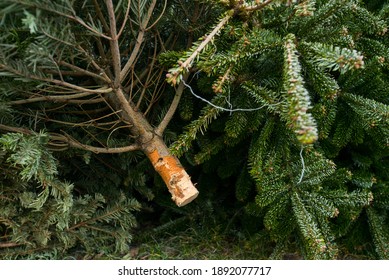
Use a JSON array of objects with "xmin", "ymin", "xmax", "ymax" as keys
[{"xmin": 1, "ymin": 0, "xmax": 389, "ymax": 259}]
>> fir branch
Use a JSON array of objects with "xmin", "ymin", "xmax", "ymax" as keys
[
  {"xmin": 301, "ymin": 42, "xmax": 365, "ymax": 73},
  {"xmin": 291, "ymin": 191, "xmax": 332, "ymax": 259},
  {"xmin": 367, "ymin": 207, "xmax": 389, "ymax": 259},
  {"xmin": 166, "ymin": 11, "xmax": 234, "ymax": 86},
  {"xmin": 283, "ymin": 34, "xmax": 318, "ymax": 144},
  {"xmin": 170, "ymin": 96, "xmax": 226, "ymax": 157}
]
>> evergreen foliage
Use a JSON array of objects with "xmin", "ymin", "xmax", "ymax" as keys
[
  {"xmin": 0, "ymin": 132, "xmax": 140, "ymax": 258},
  {"xmin": 0, "ymin": 0, "xmax": 215, "ymax": 257},
  {"xmin": 164, "ymin": 0, "xmax": 389, "ymax": 259},
  {"xmin": 1, "ymin": 0, "xmax": 388, "ymax": 259}
]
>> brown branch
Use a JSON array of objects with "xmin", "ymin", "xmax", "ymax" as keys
[
  {"xmin": 0, "ymin": 242, "xmax": 22, "ymax": 248},
  {"xmin": 120, "ymin": 0, "xmax": 157, "ymax": 83},
  {"xmin": 0, "ymin": 124, "xmax": 140, "ymax": 154},
  {"xmin": 145, "ymin": 0, "xmax": 167, "ymax": 32},
  {"xmin": 53, "ymin": 106, "xmax": 110, "ymax": 115},
  {"xmin": 144, "ymin": 69, "xmax": 165, "ymax": 116},
  {"xmin": 0, "ymin": 124, "xmax": 31, "ymax": 135},
  {"xmin": 51, "ymin": 98, "xmax": 105, "ymax": 105},
  {"xmin": 136, "ymin": 40, "xmax": 158, "ymax": 109},
  {"xmin": 117, "ymin": 0, "xmax": 132, "ymax": 38},
  {"xmin": 59, "ymin": 132, "xmax": 139, "ymax": 154},
  {"xmin": 120, "ymin": 30, "xmax": 145, "ymax": 83},
  {"xmin": 42, "ymin": 115, "xmax": 122, "ymax": 130},
  {"xmin": 105, "ymin": 0, "xmax": 122, "ymax": 88},
  {"xmin": 58, "ymin": 61, "xmax": 110, "ymax": 83},
  {"xmin": 76, "ymin": 45, "xmax": 112, "ymax": 82},
  {"xmin": 155, "ymin": 73, "xmax": 189, "ymax": 136},
  {"xmin": 112, "ymin": 87, "xmax": 153, "ymax": 139},
  {"xmin": 0, "ymin": 63, "xmax": 112, "ymax": 94},
  {"xmin": 70, "ymin": 13, "xmax": 112, "ymax": 40},
  {"xmin": 6, "ymin": 90, "xmax": 107, "ymax": 105},
  {"xmin": 92, "ymin": 0, "xmax": 110, "ymax": 34}
]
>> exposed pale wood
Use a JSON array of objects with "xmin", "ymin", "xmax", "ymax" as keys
[{"xmin": 145, "ymin": 136, "xmax": 199, "ymax": 206}]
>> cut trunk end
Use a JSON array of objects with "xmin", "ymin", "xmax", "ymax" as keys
[{"xmin": 147, "ymin": 148, "xmax": 199, "ymax": 207}]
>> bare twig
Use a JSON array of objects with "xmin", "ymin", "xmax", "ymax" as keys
[
  {"xmin": 76, "ymin": 45, "xmax": 111, "ymax": 82},
  {"xmin": 117, "ymin": 0, "xmax": 132, "ymax": 38},
  {"xmin": 58, "ymin": 61, "xmax": 111, "ymax": 82},
  {"xmin": 0, "ymin": 242, "xmax": 21, "ymax": 248},
  {"xmin": 136, "ymin": 38, "xmax": 158, "ymax": 109},
  {"xmin": 120, "ymin": 31, "xmax": 145, "ymax": 83},
  {"xmin": 120, "ymin": 0, "xmax": 158, "ymax": 83},
  {"xmin": 105, "ymin": 0, "xmax": 122, "ymax": 88},
  {"xmin": 155, "ymin": 73, "xmax": 189, "ymax": 136},
  {"xmin": 6, "ymin": 90, "xmax": 107, "ymax": 105},
  {"xmin": 144, "ymin": 69, "xmax": 165, "ymax": 116},
  {"xmin": 59, "ymin": 132, "xmax": 139, "ymax": 154},
  {"xmin": 92, "ymin": 0, "xmax": 110, "ymax": 33},
  {"xmin": 0, "ymin": 63, "xmax": 112, "ymax": 94},
  {"xmin": 0, "ymin": 124, "xmax": 140, "ymax": 154},
  {"xmin": 145, "ymin": 0, "xmax": 167, "ymax": 32}
]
